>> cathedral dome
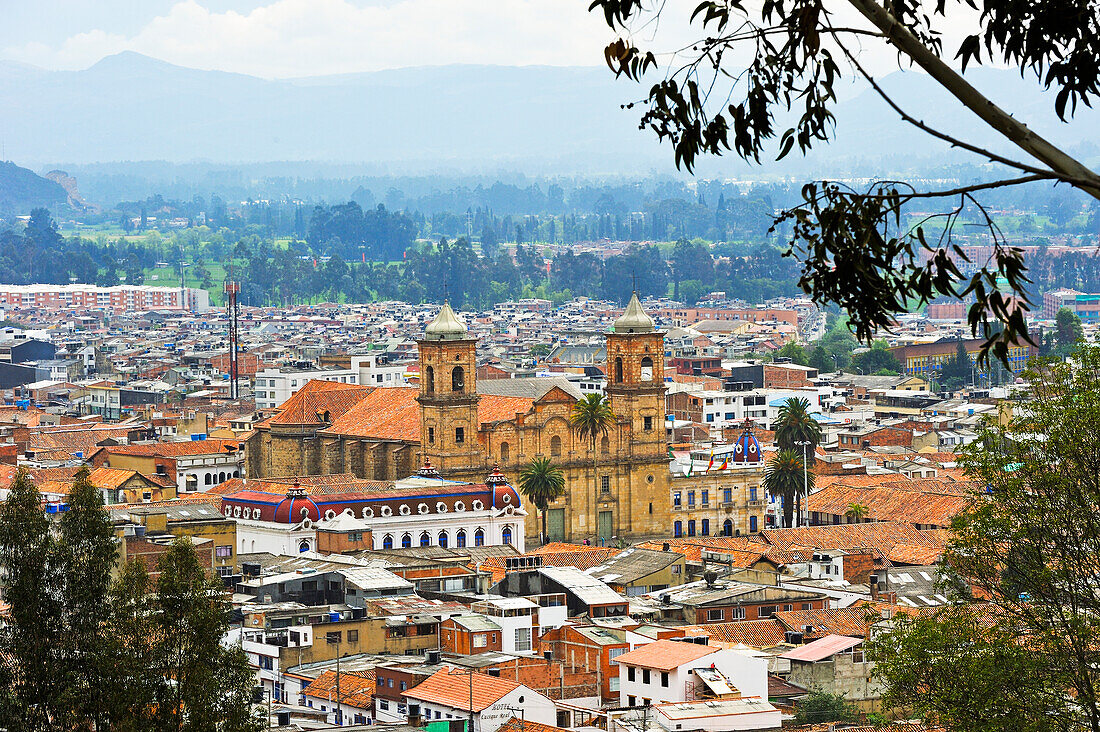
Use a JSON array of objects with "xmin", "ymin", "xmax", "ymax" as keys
[
  {"xmin": 732, "ymin": 419, "xmax": 762, "ymax": 463},
  {"xmin": 613, "ymin": 292, "xmax": 656, "ymax": 334},
  {"xmin": 273, "ymin": 482, "xmax": 321, "ymax": 523},
  {"xmin": 424, "ymin": 300, "xmax": 469, "ymax": 341}
]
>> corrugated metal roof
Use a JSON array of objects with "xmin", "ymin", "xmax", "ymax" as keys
[{"xmin": 779, "ymin": 633, "xmax": 862, "ymax": 662}]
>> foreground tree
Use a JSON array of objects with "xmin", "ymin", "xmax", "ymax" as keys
[
  {"xmin": 0, "ymin": 473, "xmax": 260, "ymax": 732},
  {"xmin": 589, "ymin": 0, "xmax": 1100, "ymax": 363},
  {"xmin": 153, "ymin": 539, "xmax": 261, "ymax": 732},
  {"xmin": 870, "ymin": 345, "xmax": 1100, "ymax": 729},
  {"xmin": 763, "ymin": 449, "xmax": 814, "ymax": 528},
  {"xmin": 0, "ymin": 469, "xmax": 66, "ymax": 730},
  {"xmin": 518, "ymin": 457, "xmax": 567, "ymax": 542},
  {"xmin": 57, "ymin": 467, "xmax": 118, "ymax": 729},
  {"xmin": 107, "ymin": 559, "xmax": 159, "ymax": 732}
]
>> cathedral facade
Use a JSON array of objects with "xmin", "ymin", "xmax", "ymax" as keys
[{"xmin": 245, "ymin": 295, "xmax": 673, "ymax": 542}]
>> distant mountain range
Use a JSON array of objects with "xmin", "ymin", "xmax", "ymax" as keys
[{"xmin": 1, "ymin": 51, "xmax": 1098, "ymax": 178}]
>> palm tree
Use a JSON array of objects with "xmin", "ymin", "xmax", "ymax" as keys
[
  {"xmin": 518, "ymin": 457, "xmax": 566, "ymax": 543},
  {"xmin": 774, "ymin": 396, "xmax": 822, "ymax": 521},
  {"xmin": 845, "ymin": 503, "xmax": 869, "ymax": 522},
  {"xmin": 570, "ymin": 392, "xmax": 616, "ymax": 501},
  {"xmin": 763, "ymin": 449, "xmax": 815, "ymax": 528},
  {"xmin": 773, "ymin": 397, "xmax": 822, "ymax": 465}
]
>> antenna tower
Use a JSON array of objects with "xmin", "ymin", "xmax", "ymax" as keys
[{"xmin": 224, "ymin": 279, "xmax": 241, "ymax": 400}]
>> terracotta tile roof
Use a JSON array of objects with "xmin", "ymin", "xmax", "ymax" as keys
[
  {"xmin": 304, "ymin": 669, "xmax": 375, "ymax": 709},
  {"xmin": 500, "ymin": 718, "xmax": 570, "ymax": 732},
  {"xmin": 211, "ymin": 473, "xmax": 386, "ymax": 497},
  {"xmin": 323, "ymin": 387, "xmax": 420, "ymax": 441},
  {"xmin": 637, "ymin": 538, "xmax": 770, "ymax": 567},
  {"xmin": 533, "ymin": 542, "xmax": 592, "ymax": 554},
  {"xmin": 758, "ymin": 522, "xmax": 947, "ymax": 558},
  {"xmin": 773, "ymin": 604, "xmax": 889, "ymax": 640},
  {"xmin": 267, "ymin": 379, "xmax": 373, "ymax": 427},
  {"xmin": 323, "ymin": 388, "xmax": 535, "ymax": 442},
  {"xmin": 87, "ymin": 466, "xmax": 142, "ymax": 490},
  {"xmin": 405, "ymin": 667, "xmax": 521, "ymax": 712},
  {"xmin": 477, "ymin": 394, "xmax": 535, "ymax": 424},
  {"xmin": 28, "ymin": 427, "xmax": 134, "ymax": 456},
  {"xmin": 611, "ymin": 638, "xmax": 718, "ymax": 671},
  {"xmin": 805, "ymin": 479, "xmax": 972, "ymax": 527},
  {"xmin": 680, "ymin": 620, "xmax": 787, "ymax": 648},
  {"xmin": 886, "ymin": 542, "xmax": 946, "ymax": 566},
  {"xmin": 101, "ymin": 438, "xmax": 244, "ymax": 458}
]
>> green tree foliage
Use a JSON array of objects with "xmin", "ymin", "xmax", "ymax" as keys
[
  {"xmin": 793, "ymin": 691, "xmax": 861, "ymax": 725},
  {"xmin": 58, "ymin": 467, "xmax": 117, "ymax": 729},
  {"xmin": 106, "ymin": 559, "xmax": 159, "ymax": 732},
  {"xmin": 871, "ymin": 345, "xmax": 1100, "ymax": 730},
  {"xmin": 1055, "ymin": 306, "xmax": 1084, "ymax": 351},
  {"xmin": 773, "ymin": 397, "xmax": 822, "ymax": 463},
  {"xmin": 808, "ymin": 345, "xmax": 835, "ymax": 373},
  {"xmin": 937, "ymin": 341, "xmax": 973, "ymax": 390},
  {"xmin": 850, "ymin": 340, "xmax": 904, "ymax": 375},
  {"xmin": 0, "ymin": 469, "xmax": 65, "ymax": 729},
  {"xmin": 518, "ymin": 457, "xmax": 567, "ymax": 542},
  {"xmin": 570, "ymin": 393, "xmax": 616, "ymax": 511},
  {"xmin": 588, "ymin": 0, "xmax": 1100, "ymax": 365},
  {"xmin": 775, "ymin": 342, "xmax": 809, "ymax": 366},
  {"xmin": 0, "ymin": 471, "xmax": 260, "ymax": 732},
  {"xmin": 153, "ymin": 539, "xmax": 261, "ymax": 732},
  {"xmin": 763, "ymin": 449, "xmax": 813, "ymax": 528},
  {"xmin": 670, "ymin": 238, "xmax": 714, "ymax": 300},
  {"xmin": 307, "ymin": 201, "xmax": 414, "ymax": 262}
]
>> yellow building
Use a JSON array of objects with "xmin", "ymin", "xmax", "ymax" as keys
[{"xmin": 671, "ymin": 424, "xmax": 766, "ymax": 537}]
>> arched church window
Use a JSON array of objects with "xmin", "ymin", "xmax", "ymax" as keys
[
  {"xmin": 600, "ymin": 436, "xmax": 610, "ymax": 454},
  {"xmin": 452, "ymin": 366, "xmax": 465, "ymax": 393},
  {"xmin": 500, "ymin": 442, "xmax": 510, "ymax": 462},
  {"xmin": 614, "ymin": 357, "xmax": 623, "ymax": 383},
  {"xmin": 641, "ymin": 356, "xmax": 654, "ymax": 381},
  {"xmin": 550, "ymin": 435, "xmax": 562, "ymax": 457},
  {"xmin": 425, "ymin": 366, "xmax": 435, "ymax": 394}
]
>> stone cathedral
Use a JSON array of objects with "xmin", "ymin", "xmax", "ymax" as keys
[{"xmin": 245, "ymin": 294, "xmax": 672, "ymax": 542}]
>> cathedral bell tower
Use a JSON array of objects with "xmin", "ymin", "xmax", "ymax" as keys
[
  {"xmin": 417, "ymin": 301, "xmax": 482, "ymax": 473},
  {"xmin": 605, "ymin": 292, "xmax": 666, "ymax": 459}
]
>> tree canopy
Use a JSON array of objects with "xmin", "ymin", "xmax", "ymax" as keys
[
  {"xmin": 589, "ymin": 0, "xmax": 1100, "ymax": 365},
  {"xmin": 870, "ymin": 345, "xmax": 1100, "ymax": 730}
]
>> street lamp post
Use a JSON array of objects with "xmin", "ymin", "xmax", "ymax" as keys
[{"xmin": 793, "ymin": 440, "xmax": 812, "ymax": 528}]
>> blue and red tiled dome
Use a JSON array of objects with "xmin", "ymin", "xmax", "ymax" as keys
[
  {"xmin": 487, "ymin": 464, "xmax": 521, "ymax": 509},
  {"xmin": 731, "ymin": 419, "xmax": 762, "ymax": 464},
  {"xmin": 273, "ymin": 479, "xmax": 321, "ymax": 523}
]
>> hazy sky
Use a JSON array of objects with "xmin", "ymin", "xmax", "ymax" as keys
[
  {"xmin": 1, "ymin": 0, "xmax": 982, "ymax": 79},
  {"xmin": 0, "ymin": 0, "xmax": 641, "ymax": 77}
]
